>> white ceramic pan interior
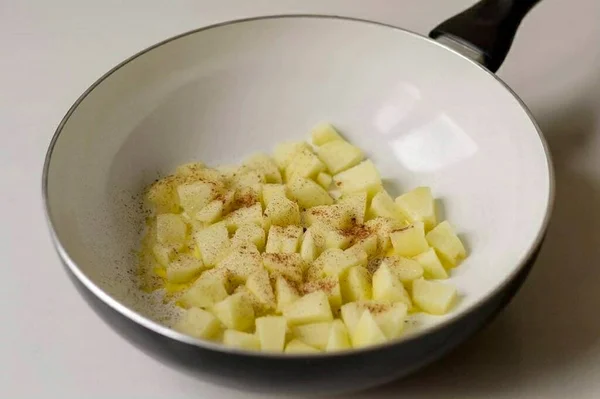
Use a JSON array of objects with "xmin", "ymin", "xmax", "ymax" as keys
[{"xmin": 44, "ymin": 16, "xmax": 553, "ymax": 346}]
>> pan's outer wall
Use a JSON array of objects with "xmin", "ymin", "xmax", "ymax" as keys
[{"xmin": 63, "ymin": 241, "xmax": 542, "ymax": 395}]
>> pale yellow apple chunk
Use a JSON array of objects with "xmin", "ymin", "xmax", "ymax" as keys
[
  {"xmin": 222, "ymin": 330, "xmax": 260, "ymax": 351},
  {"xmin": 287, "ymin": 176, "xmax": 334, "ymax": 209},
  {"xmin": 317, "ymin": 140, "xmax": 364, "ymax": 174},
  {"xmin": 231, "ymin": 223, "xmax": 266, "ymax": 252},
  {"xmin": 425, "ymin": 221, "xmax": 466, "ymax": 267},
  {"xmin": 283, "ymin": 291, "xmax": 333, "ymax": 325},
  {"xmin": 351, "ymin": 310, "xmax": 387, "ymax": 348},
  {"xmin": 373, "ymin": 302, "xmax": 408, "ymax": 339},
  {"xmin": 156, "ymin": 213, "xmax": 187, "ymax": 245},
  {"xmin": 275, "ymin": 276, "xmax": 300, "ymax": 313},
  {"xmin": 216, "ymin": 244, "xmax": 263, "ymax": 285},
  {"xmin": 395, "ymin": 186, "xmax": 436, "ymax": 230},
  {"xmin": 262, "ymin": 253, "xmax": 304, "ymax": 284},
  {"xmin": 194, "ymin": 222, "xmax": 230, "ymax": 266},
  {"xmin": 166, "ymin": 254, "xmax": 205, "ymax": 284},
  {"xmin": 173, "ymin": 308, "xmax": 222, "ymax": 340},
  {"xmin": 291, "ymin": 322, "xmax": 332, "ymax": 350},
  {"xmin": 382, "ymin": 256, "xmax": 424, "ymax": 284},
  {"xmin": 311, "ymin": 122, "xmax": 343, "ymax": 146},
  {"xmin": 414, "ymin": 247, "xmax": 449, "ymax": 279},
  {"xmin": 372, "ymin": 261, "xmax": 412, "ymax": 307},
  {"xmin": 325, "ymin": 319, "xmax": 352, "ymax": 352},
  {"xmin": 412, "ymin": 279, "xmax": 457, "ymax": 315},
  {"xmin": 285, "ymin": 339, "xmax": 321, "ymax": 354},
  {"xmin": 367, "ymin": 191, "xmax": 408, "ymax": 224},
  {"xmin": 212, "ymin": 292, "xmax": 255, "ymax": 332},
  {"xmin": 179, "ymin": 274, "xmax": 228, "ymax": 309},
  {"xmin": 255, "ymin": 316, "xmax": 287, "ymax": 352},
  {"xmin": 177, "ymin": 181, "xmax": 220, "ymax": 217},
  {"xmin": 245, "ymin": 269, "xmax": 276, "ymax": 311},
  {"xmin": 264, "ymin": 196, "xmax": 301, "ymax": 227},
  {"xmin": 340, "ymin": 266, "xmax": 372, "ymax": 303},
  {"xmin": 273, "ymin": 141, "xmax": 311, "ymax": 169},
  {"xmin": 390, "ymin": 221, "xmax": 429, "ymax": 257},
  {"xmin": 333, "ymin": 160, "xmax": 382, "ymax": 196}
]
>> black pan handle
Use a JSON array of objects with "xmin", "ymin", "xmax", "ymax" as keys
[{"xmin": 429, "ymin": 0, "xmax": 541, "ymax": 72}]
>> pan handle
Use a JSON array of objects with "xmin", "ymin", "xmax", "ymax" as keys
[{"xmin": 429, "ymin": 0, "xmax": 541, "ymax": 72}]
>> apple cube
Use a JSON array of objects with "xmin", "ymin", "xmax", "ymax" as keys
[
  {"xmin": 255, "ymin": 316, "xmax": 287, "ymax": 352},
  {"xmin": 291, "ymin": 322, "xmax": 332, "ymax": 350},
  {"xmin": 222, "ymin": 330, "xmax": 260, "ymax": 351},
  {"xmin": 349, "ymin": 233, "xmax": 379, "ymax": 257},
  {"xmin": 212, "ymin": 292, "xmax": 255, "ymax": 332},
  {"xmin": 146, "ymin": 176, "xmax": 179, "ymax": 214},
  {"xmin": 372, "ymin": 261, "xmax": 412, "ymax": 307},
  {"xmin": 316, "ymin": 172, "xmax": 333, "ymax": 189},
  {"xmin": 223, "ymin": 203, "xmax": 263, "ymax": 232},
  {"xmin": 367, "ymin": 191, "xmax": 407, "ymax": 223},
  {"xmin": 337, "ymin": 192, "xmax": 367, "ymax": 224},
  {"xmin": 156, "ymin": 213, "xmax": 187, "ymax": 245},
  {"xmin": 264, "ymin": 196, "xmax": 301, "ymax": 227},
  {"xmin": 285, "ymin": 148, "xmax": 326, "ymax": 181},
  {"xmin": 426, "ymin": 221, "xmax": 466, "ymax": 267},
  {"xmin": 265, "ymin": 225, "xmax": 303, "ymax": 254},
  {"xmin": 217, "ymin": 244, "xmax": 263, "ymax": 284},
  {"xmin": 283, "ymin": 291, "xmax": 333, "ymax": 325},
  {"xmin": 152, "ymin": 242, "xmax": 184, "ymax": 267},
  {"xmin": 340, "ymin": 302, "xmax": 362, "ymax": 335},
  {"xmin": 166, "ymin": 253, "xmax": 205, "ymax": 283},
  {"xmin": 173, "ymin": 308, "xmax": 221, "ymax": 340},
  {"xmin": 231, "ymin": 223, "xmax": 266, "ymax": 252},
  {"xmin": 302, "ymin": 276, "xmax": 343, "ymax": 310},
  {"xmin": 383, "ymin": 256, "xmax": 424, "ymax": 284},
  {"xmin": 304, "ymin": 204, "xmax": 353, "ymax": 229},
  {"xmin": 273, "ymin": 141, "xmax": 311, "ymax": 169},
  {"xmin": 373, "ymin": 302, "xmax": 408, "ymax": 339},
  {"xmin": 275, "ymin": 276, "xmax": 300, "ymax": 313},
  {"xmin": 243, "ymin": 153, "xmax": 282, "ymax": 184},
  {"xmin": 284, "ymin": 339, "xmax": 321, "ymax": 354},
  {"xmin": 340, "ymin": 266, "xmax": 372, "ymax": 302},
  {"xmin": 262, "ymin": 184, "xmax": 288, "ymax": 207},
  {"xmin": 312, "ymin": 248, "xmax": 365, "ymax": 279},
  {"xmin": 179, "ymin": 274, "xmax": 229, "ymax": 309},
  {"xmin": 300, "ymin": 229, "xmax": 319, "ymax": 263},
  {"xmin": 177, "ymin": 181, "xmax": 220, "ymax": 217},
  {"xmin": 325, "ymin": 319, "xmax": 351, "ymax": 352},
  {"xmin": 246, "ymin": 269, "xmax": 276, "ymax": 311},
  {"xmin": 311, "ymin": 122, "xmax": 343, "ymax": 146},
  {"xmin": 333, "ymin": 160, "xmax": 382, "ymax": 196},
  {"xmin": 195, "ymin": 200, "xmax": 223, "ymax": 224},
  {"xmin": 365, "ymin": 217, "xmax": 404, "ymax": 253},
  {"xmin": 287, "ymin": 176, "xmax": 333, "ymax": 209},
  {"xmin": 194, "ymin": 222, "xmax": 230, "ymax": 266},
  {"xmin": 390, "ymin": 221, "xmax": 429, "ymax": 257},
  {"xmin": 263, "ymin": 253, "xmax": 304, "ymax": 284},
  {"xmin": 351, "ymin": 310, "xmax": 387, "ymax": 348},
  {"xmin": 395, "ymin": 187, "xmax": 436, "ymax": 230},
  {"xmin": 412, "ymin": 279, "xmax": 457, "ymax": 315},
  {"xmin": 317, "ymin": 140, "xmax": 364, "ymax": 174},
  {"xmin": 414, "ymin": 247, "xmax": 448, "ymax": 279}
]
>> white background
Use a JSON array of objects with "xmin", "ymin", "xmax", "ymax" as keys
[{"xmin": 2, "ymin": 0, "xmax": 600, "ymax": 398}]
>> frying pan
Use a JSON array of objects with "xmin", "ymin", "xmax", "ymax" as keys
[{"xmin": 43, "ymin": 0, "xmax": 553, "ymax": 395}]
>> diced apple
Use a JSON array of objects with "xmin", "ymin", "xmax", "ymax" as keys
[
  {"xmin": 166, "ymin": 254, "xmax": 205, "ymax": 283},
  {"xmin": 316, "ymin": 172, "xmax": 333, "ymax": 189},
  {"xmin": 231, "ymin": 223, "xmax": 266, "ymax": 252},
  {"xmin": 372, "ymin": 261, "xmax": 412, "ymax": 307},
  {"xmin": 414, "ymin": 248, "xmax": 448, "ymax": 279},
  {"xmin": 156, "ymin": 213, "xmax": 187, "ymax": 245},
  {"xmin": 395, "ymin": 187, "xmax": 436, "ymax": 230},
  {"xmin": 173, "ymin": 308, "xmax": 221, "ymax": 340},
  {"xmin": 285, "ymin": 148, "xmax": 326, "ymax": 181},
  {"xmin": 265, "ymin": 225, "xmax": 303, "ymax": 254},
  {"xmin": 275, "ymin": 276, "xmax": 300, "ymax": 313},
  {"xmin": 349, "ymin": 233, "xmax": 379, "ymax": 257},
  {"xmin": 300, "ymin": 229, "xmax": 319, "ymax": 263},
  {"xmin": 333, "ymin": 160, "xmax": 382, "ymax": 196},
  {"xmin": 217, "ymin": 244, "xmax": 263, "ymax": 284},
  {"xmin": 367, "ymin": 191, "xmax": 407, "ymax": 223},
  {"xmin": 195, "ymin": 200, "xmax": 223, "ymax": 224},
  {"xmin": 263, "ymin": 253, "xmax": 304, "ymax": 284},
  {"xmin": 283, "ymin": 291, "xmax": 333, "ymax": 325},
  {"xmin": 337, "ymin": 192, "xmax": 367, "ymax": 224},
  {"xmin": 304, "ymin": 204, "xmax": 353, "ymax": 229},
  {"xmin": 262, "ymin": 184, "xmax": 288, "ymax": 207},
  {"xmin": 284, "ymin": 339, "xmax": 321, "ymax": 354},
  {"xmin": 222, "ymin": 330, "xmax": 260, "ymax": 351},
  {"xmin": 340, "ymin": 266, "xmax": 372, "ymax": 302},
  {"xmin": 264, "ymin": 196, "xmax": 301, "ymax": 227},
  {"xmin": 311, "ymin": 122, "xmax": 343, "ymax": 146},
  {"xmin": 273, "ymin": 141, "xmax": 312, "ymax": 169},
  {"xmin": 390, "ymin": 221, "xmax": 429, "ymax": 257},
  {"xmin": 146, "ymin": 176, "xmax": 179, "ymax": 214},
  {"xmin": 302, "ymin": 276, "xmax": 343, "ymax": 310},
  {"xmin": 194, "ymin": 222, "xmax": 230, "ymax": 266},
  {"xmin": 365, "ymin": 217, "xmax": 404, "ymax": 253},
  {"xmin": 317, "ymin": 140, "xmax": 364, "ymax": 174},
  {"xmin": 177, "ymin": 181, "xmax": 220, "ymax": 217},
  {"xmin": 373, "ymin": 302, "xmax": 407, "ymax": 339},
  {"xmin": 179, "ymin": 274, "xmax": 229, "ymax": 309},
  {"xmin": 340, "ymin": 302, "xmax": 362, "ymax": 335},
  {"xmin": 383, "ymin": 256, "xmax": 424, "ymax": 284},
  {"xmin": 291, "ymin": 322, "xmax": 332, "ymax": 350},
  {"xmin": 152, "ymin": 242, "xmax": 184, "ymax": 267},
  {"xmin": 176, "ymin": 162, "xmax": 205, "ymax": 176},
  {"xmin": 246, "ymin": 269, "xmax": 276, "ymax": 311},
  {"xmin": 351, "ymin": 310, "xmax": 387, "ymax": 348},
  {"xmin": 287, "ymin": 176, "xmax": 333, "ymax": 209},
  {"xmin": 325, "ymin": 319, "xmax": 351, "ymax": 352},
  {"xmin": 426, "ymin": 221, "xmax": 466, "ymax": 267},
  {"xmin": 412, "ymin": 278, "xmax": 457, "ymax": 315},
  {"xmin": 255, "ymin": 316, "xmax": 287, "ymax": 352},
  {"xmin": 212, "ymin": 292, "xmax": 255, "ymax": 332},
  {"xmin": 243, "ymin": 153, "xmax": 282, "ymax": 184},
  {"xmin": 231, "ymin": 169, "xmax": 265, "ymax": 191},
  {"xmin": 312, "ymin": 248, "xmax": 366, "ymax": 279},
  {"xmin": 223, "ymin": 203, "xmax": 263, "ymax": 232}
]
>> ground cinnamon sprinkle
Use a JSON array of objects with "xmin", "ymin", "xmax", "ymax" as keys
[
  {"xmin": 302, "ymin": 277, "xmax": 337, "ymax": 295},
  {"xmin": 367, "ymin": 256, "xmax": 384, "ymax": 276},
  {"xmin": 363, "ymin": 302, "xmax": 389, "ymax": 314},
  {"xmin": 234, "ymin": 191, "xmax": 258, "ymax": 208}
]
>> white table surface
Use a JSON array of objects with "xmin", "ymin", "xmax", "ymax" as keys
[{"xmin": 2, "ymin": 0, "xmax": 600, "ymax": 397}]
